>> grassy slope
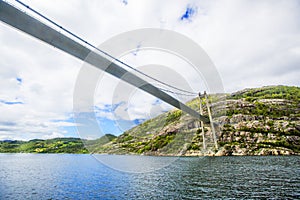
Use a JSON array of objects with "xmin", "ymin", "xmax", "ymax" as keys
[{"xmin": 96, "ymin": 85, "xmax": 300, "ymax": 155}]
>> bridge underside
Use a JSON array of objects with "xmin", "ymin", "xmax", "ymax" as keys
[{"xmin": 0, "ymin": 0, "xmax": 209, "ymax": 123}]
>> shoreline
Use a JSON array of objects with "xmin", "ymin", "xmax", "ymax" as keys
[{"xmin": 1, "ymin": 152, "xmax": 299, "ymax": 156}]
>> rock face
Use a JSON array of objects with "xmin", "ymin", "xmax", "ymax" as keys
[
  {"xmin": 213, "ymin": 86, "xmax": 300, "ymax": 156},
  {"xmin": 216, "ymin": 113, "xmax": 299, "ymax": 156},
  {"xmin": 96, "ymin": 85, "xmax": 300, "ymax": 156}
]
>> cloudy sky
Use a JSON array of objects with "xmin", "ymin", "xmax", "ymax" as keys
[{"xmin": 0, "ymin": 0, "xmax": 299, "ymax": 140}]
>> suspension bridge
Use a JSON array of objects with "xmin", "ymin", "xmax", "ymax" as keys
[{"xmin": 0, "ymin": 0, "xmax": 218, "ymax": 149}]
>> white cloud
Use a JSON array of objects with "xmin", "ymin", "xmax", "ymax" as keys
[
  {"xmin": 1, "ymin": 0, "xmax": 299, "ymax": 140},
  {"xmin": 41, "ymin": 132, "xmax": 65, "ymax": 140},
  {"xmin": 176, "ymin": 0, "xmax": 300, "ymax": 92}
]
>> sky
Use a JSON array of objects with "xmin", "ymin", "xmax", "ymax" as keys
[{"xmin": 0, "ymin": 0, "xmax": 299, "ymax": 140}]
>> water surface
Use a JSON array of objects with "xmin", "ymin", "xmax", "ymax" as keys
[{"xmin": 0, "ymin": 154, "xmax": 299, "ymax": 199}]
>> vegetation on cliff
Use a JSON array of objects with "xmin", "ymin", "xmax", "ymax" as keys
[{"xmin": 95, "ymin": 85, "xmax": 300, "ymax": 156}]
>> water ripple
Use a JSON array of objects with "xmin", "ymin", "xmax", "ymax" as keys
[{"xmin": 0, "ymin": 154, "xmax": 299, "ymax": 199}]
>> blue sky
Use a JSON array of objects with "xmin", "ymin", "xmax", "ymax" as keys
[{"xmin": 0, "ymin": 0, "xmax": 300, "ymax": 140}]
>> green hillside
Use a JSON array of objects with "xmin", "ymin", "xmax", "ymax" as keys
[
  {"xmin": 0, "ymin": 134, "xmax": 116, "ymax": 153},
  {"xmin": 95, "ymin": 85, "xmax": 300, "ymax": 156}
]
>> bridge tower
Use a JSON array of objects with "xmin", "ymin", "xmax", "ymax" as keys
[
  {"xmin": 198, "ymin": 93, "xmax": 206, "ymax": 150},
  {"xmin": 198, "ymin": 91, "xmax": 218, "ymax": 152},
  {"xmin": 204, "ymin": 91, "xmax": 218, "ymax": 150}
]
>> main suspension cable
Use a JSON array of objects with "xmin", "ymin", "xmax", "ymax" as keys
[{"xmin": 15, "ymin": 0, "xmax": 198, "ymax": 95}]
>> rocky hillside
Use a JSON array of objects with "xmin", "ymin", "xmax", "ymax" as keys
[{"xmin": 95, "ymin": 86, "xmax": 300, "ymax": 156}]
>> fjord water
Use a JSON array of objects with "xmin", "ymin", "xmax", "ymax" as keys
[{"xmin": 0, "ymin": 154, "xmax": 299, "ymax": 199}]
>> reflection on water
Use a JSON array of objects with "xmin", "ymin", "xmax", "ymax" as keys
[
  {"xmin": 0, "ymin": 154, "xmax": 299, "ymax": 199},
  {"xmin": 94, "ymin": 154, "xmax": 181, "ymax": 173}
]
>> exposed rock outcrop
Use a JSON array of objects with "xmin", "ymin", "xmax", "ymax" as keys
[{"xmin": 96, "ymin": 86, "xmax": 300, "ymax": 156}]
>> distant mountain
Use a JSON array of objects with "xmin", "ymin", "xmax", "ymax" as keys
[
  {"xmin": 94, "ymin": 85, "xmax": 300, "ymax": 156},
  {"xmin": 0, "ymin": 134, "xmax": 116, "ymax": 153}
]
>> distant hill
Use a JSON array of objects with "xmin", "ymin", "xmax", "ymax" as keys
[
  {"xmin": 0, "ymin": 134, "xmax": 116, "ymax": 153},
  {"xmin": 93, "ymin": 85, "xmax": 300, "ymax": 156}
]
